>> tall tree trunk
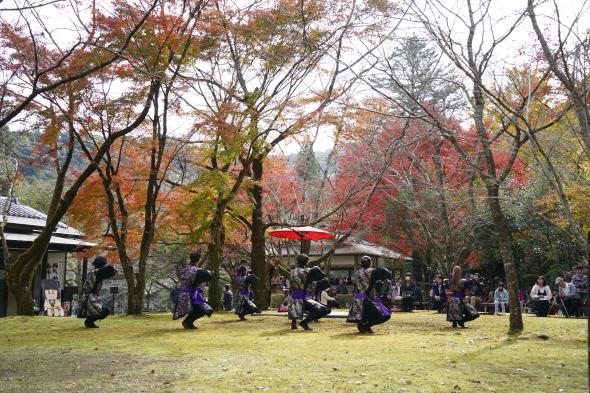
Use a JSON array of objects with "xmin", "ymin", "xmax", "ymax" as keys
[
  {"xmin": 207, "ymin": 205, "xmax": 225, "ymax": 310},
  {"xmin": 249, "ymin": 156, "xmax": 268, "ymax": 310},
  {"xmin": 485, "ymin": 183, "xmax": 523, "ymax": 330},
  {"xmin": 472, "ymin": 72, "xmax": 524, "ymax": 330},
  {"xmin": 6, "ymin": 227, "xmax": 52, "ymax": 315},
  {"xmin": 5, "ymin": 264, "xmax": 36, "ymax": 316}
]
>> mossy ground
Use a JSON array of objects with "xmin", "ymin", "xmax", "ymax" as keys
[{"xmin": 0, "ymin": 311, "xmax": 586, "ymax": 393}]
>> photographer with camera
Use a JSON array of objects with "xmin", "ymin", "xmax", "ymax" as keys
[{"xmin": 554, "ymin": 277, "xmax": 578, "ymax": 318}]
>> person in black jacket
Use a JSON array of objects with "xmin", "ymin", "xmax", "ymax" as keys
[
  {"xmin": 79, "ymin": 256, "xmax": 117, "ymax": 328},
  {"xmin": 399, "ymin": 273, "xmax": 415, "ymax": 312},
  {"xmin": 222, "ymin": 284, "xmax": 233, "ymax": 311},
  {"xmin": 431, "ymin": 274, "xmax": 447, "ymax": 313},
  {"xmin": 465, "ymin": 273, "xmax": 483, "ymax": 311}
]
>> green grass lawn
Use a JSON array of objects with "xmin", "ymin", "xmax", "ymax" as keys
[{"xmin": 0, "ymin": 311, "xmax": 586, "ymax": 393}]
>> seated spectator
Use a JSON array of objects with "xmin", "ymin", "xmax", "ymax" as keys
[
  {"xmin": 555, "ymin": 277, "xmax": 578, "ymax": 318},
  {"xmin": 430, "ymin": 274, "xmax": 447, "ymax": 313},
  {"xmin": 494, "ymin": 282, "xmax": 508, "ymax": 316},
  {"xmin": 321, "ymin": 287, "xmax": 339, "ymax": 309},
  {"xmin": 335, "ymin": 279, "xmax": 348, "ymax": 294},
  {"xmin": 400, "ymin": 273, "xmax": 416, "ymax": 312},
  {"xmin": 530, "ymin": 276, "xmax": 552, "ymax": 317},
  {"xmin": 466, "ymin": 273, "xmax": 483, "ymax": 311},
  {"xmin": 570, "ymin": 265, "xmax": 588, "ymax": 318},
  {"xmin": 412, "ymin": 282, "xmax": 422, "ymax": 307}
]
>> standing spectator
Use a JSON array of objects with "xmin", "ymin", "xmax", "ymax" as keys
[
  {"xmin": 222, "ymin": 284, "xmax": 233, "ymax": 311},
  {"xmin": 266, "ymin": 259, "xmax": 280, "ymax": 307},
  {"xmin": 466, "ymin": 273, "xmax": 483, "ymax": 311},
  {"xmin": 335, "ymin": 278, "xmax": 349, "ymax": 294},
  {"xmin": 494, "ymin": 282, "xmax": 508, "ymax": 316},
  {"xmin": 555, "ymin": 277, "xmax": 578, "ymax": 318},
  {"xmin": 430, "ymin": 275, "xmax": 447, "ymax": 313},
  {"xmin": 530, "ymin": 276, "xmax": 552, "ymax": 317},
  {"xmin": 570, "ymin": 265, "xmax": 588, "ymax": 317},
  {"xmin": 412, "ymin": 283, "xmax": 423, "ymax": 308},
  {"xmin": 400, "ymin": 273, "xmax": 416, "ymax": 312},
  {"xmin": 391, "ymin": 280, "xmax": 399, "ymax": 300}
]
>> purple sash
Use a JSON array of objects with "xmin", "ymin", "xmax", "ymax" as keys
[
  {"xmin": 355, "ymin": 293, "xmax": 368, "ymax": 300},
  {"xmin": 291, "ymin": 289, "xmax": 306, "ymax": 300},
  {"xmin": 373, "ymin": 297, "xmax": 391, "ymax": 317},
  {"xmin": 194, "ymin": 287, "xmax": 205, "ymax": 305}
]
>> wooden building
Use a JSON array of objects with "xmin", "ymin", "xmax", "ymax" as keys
[
  {"xmin": 0, "ymin": 197, "xmax": 94, "ymax": 317},
  {"xmin": 278, "ymin": 238, "xmax": 412, "ymax": 281}
]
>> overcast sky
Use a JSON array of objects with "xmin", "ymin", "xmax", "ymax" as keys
[{"xmin": 2, "ymin": 0, "xmax": 588, "ymax": 155}]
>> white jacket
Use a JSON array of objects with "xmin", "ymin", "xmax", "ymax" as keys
[
  {"xmin": 530, "ymin": 284, "xmax": 552, "ymax": 301},
  {"xmin": 320, "ymin": 290, "xmax": 335, "ymax": 305}
]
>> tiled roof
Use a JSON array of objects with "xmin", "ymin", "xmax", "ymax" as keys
[
  {"xmin": 0, "ymin": 196, "xmax": 46, "ymax": 219},
  {"xmin": 279, "ymin": 238, "xmax": 412, "ymax": 260},
  {"xmin": 0, "ymin": 196, "xmax": 84, "ymax": 237}
]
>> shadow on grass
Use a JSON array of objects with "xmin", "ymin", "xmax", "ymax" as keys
[
  {"xmin": 329, "ymin": 331, "xmax": 375, "ymax": 340},
  {"xmin": 259, "ymin": 328, "xmax": 317, "ymax": 337},
  {"xmin": 128, "ymin": 327, "xmax": 194, "ymax": 339},
  {"xmin": 209, "ymin": 318, "xmax": 251, "ymax": 325}
]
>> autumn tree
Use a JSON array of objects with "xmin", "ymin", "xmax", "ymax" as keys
[
  {"xmin": 67, "ymin": 0, "xmax": 208, "ymax": 315},
  {"xmin": 361, "ymin": 35, "xmax": 476, "ymax": 276},
  {"xmin": 399, "ymin": 0, "xmax": 578, "ymax": 331},
  {"xmin": 528, "ymin": 0, "xmax": 590, "ymax": 162},
  {"xmin": 1, "ymin": 0, "xmax": 205, "ymax": 315},
  {"xmin": 0, "ymin": 0, "xmax": 158, "ymax": 129},
  {"xmin": 177, "ymin": 0, "xmax": 370, "ymax": 309}
]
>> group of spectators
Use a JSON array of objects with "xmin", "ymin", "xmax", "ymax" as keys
[
  {"xmin": 529, "ymin": 265, "xmax": 588, "ymax": 317},
  {"xmin": 428, "ymin": 264, "xmax": 588, "ymax": 318},
  {"xmin": 429, "ymin": 273, "xmax": 509, "ymax": 315},
  {"xmin": 219, "ymin": 263, "xmax": 588, "ymax": 318}
]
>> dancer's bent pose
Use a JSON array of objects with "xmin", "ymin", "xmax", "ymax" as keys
[
  {"xmin": 235, "ymin": 264, "xmax": 259, "ymax": 320},
  {"xmin": 79, "ymin": 256, "xmax": 117, "ymax": 328},
  {"xmin": 173, "ymin": 252, "xmax": 213, "ymax": 329},
  {"xmin": 288, "ymin": 254, "xmax": 330, "ymax": 330},
  {"xmin": 347, "ymin": 256, "xmax": 391, "ymax": 333}
]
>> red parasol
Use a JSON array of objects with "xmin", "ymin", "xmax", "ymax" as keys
[{"xmin": 267, "ymin": 226, "xmax": 335, "ymax": 241}]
